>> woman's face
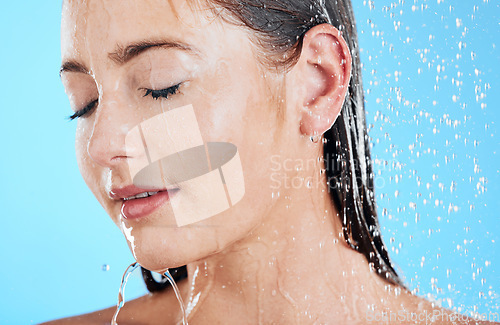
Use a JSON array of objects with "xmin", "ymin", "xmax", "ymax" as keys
[{"xmin": 61, "ymin": 0, "xmax": 300, "ymax": 272}]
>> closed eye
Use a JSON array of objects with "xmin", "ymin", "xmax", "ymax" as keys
[
  {"xmin": 67, "ymin": 83, "xmax": 182, "ymax": 121},
  {"xmin": 142, "ymin": 83, "xmax": 181, "ymax": 100},
  {"xmin": 67, "ymin": 99, "xmax": 98, "ymax": 121}
]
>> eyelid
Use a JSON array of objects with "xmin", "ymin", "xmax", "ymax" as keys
[
  {"xmin": 67, "ymin": 82, "xmax": 184, "ymax": 121},
  {"xmin": 140, "ymin": 82, "xmax": 182, "ymax": 100},
  {"xmin": 68, "ymin": 99, "xmax": 98, "ymax": 120}
]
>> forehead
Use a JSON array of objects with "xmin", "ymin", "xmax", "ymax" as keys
[{"xmin": 61, "ymin": 0, "xmax": 216, "ymax": 66}]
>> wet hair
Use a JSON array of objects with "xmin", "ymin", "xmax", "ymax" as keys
[{"xmin": 141, "ymin": 0, "xmax": 404, "ymax": 291}]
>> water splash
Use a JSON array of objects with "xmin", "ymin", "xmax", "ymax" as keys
[
  {"xmin": 163, "ymin": 269, "xmax": 189, "ymax": 325},
  {"xmin": 111, "ymin": 262, "xmax": 140, "ymax": 325},
  {"xmin": 359, "ymin": 0, "xmax": 497, "ymax": 317}
]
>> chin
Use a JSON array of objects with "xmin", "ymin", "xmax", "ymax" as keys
[
  {"xmin": 139, "ymin": 262, "xmax": 170, "ymax": 275},
  {"xmin": 132, "ymin": 247, "xmax": 185, "ymax": 274},
  {"xmin": 120, "ymin": 202, "xmax": 261, "ymax": 272},
  {"xmin": 125, "ymin": 226, "xmax": 212, "ymax": 273},
  {"xmin": 128, "ymin": 235, "xmax": 182, "ymax": 270}
]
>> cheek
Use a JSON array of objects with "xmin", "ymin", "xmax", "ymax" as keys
[
  {"xmin": 192, "ymin": 58, "xmax": 280, "ymax": 153},
  {"xmin": 196, "ymin": 87, "xmax": 282, "ymax": 226},
  {"xmin": 193, "ymin": 62, "xmax": 283, "ymax": 198},
  {"xmin": 75, "ymin": 122, "xmax": 90, "ymax": 178},
  {"xmin": 74, "ymin": 121, "xmax": 110, "ymax": 213}
]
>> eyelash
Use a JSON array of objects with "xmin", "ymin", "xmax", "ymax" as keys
[
  {"xmin": 142, "ymin": 83, "xmax": 181, "ymax": 100},
  {"xmin": 68, "ymin": 99, "xmax": 98, "ymax": 120},
  {"xmin": 67, "ymin": 83, "xmax": 182, "ymax": 120}
]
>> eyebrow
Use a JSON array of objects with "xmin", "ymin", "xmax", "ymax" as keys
[
  {"xmin": 60, "ymin": 39, "xmax": 197, "ymax": 76},
  {"xmin": 59, "ymin": 60, "xmax": 89, "ymax": 76}
]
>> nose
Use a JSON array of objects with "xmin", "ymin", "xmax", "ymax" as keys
[{"xmin": 86, "ymin": 95, "xmax": 140, "ymax": 168}]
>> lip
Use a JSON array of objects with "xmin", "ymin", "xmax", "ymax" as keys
[{"xmin": 110, "ymin": 185, "xmax": 180, "ymax": 220}]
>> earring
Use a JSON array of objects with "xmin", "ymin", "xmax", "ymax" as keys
[{"xmin": 310, "ymin": 135, "xmax": 321, "ymax": 143}]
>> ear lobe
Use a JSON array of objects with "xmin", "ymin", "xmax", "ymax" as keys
[{"xmin": 297, "ymin": 24, "xmax": 352, "ymax": 138}]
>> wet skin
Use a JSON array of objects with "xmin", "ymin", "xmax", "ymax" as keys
[{"xmin": 47, "ymin": 0, "xmax": 497, "ymax": 324}]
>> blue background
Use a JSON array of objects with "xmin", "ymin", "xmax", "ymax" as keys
[{"xmin": 0, "ymin": 1, "xmax": 498, "ymax": 324}]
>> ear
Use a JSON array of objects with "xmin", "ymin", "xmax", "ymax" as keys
[{"xmin": 292, "ymin": 24, "xmax": 352, "ymax": 138}]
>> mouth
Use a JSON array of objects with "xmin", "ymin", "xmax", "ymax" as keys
[
  {"xmin": 110, "ymin": 185, "xmax": 180, "ymax": 221},
  {"xmin": 123, "ymin": 191, "xmax": 162, "ymax": 201}
]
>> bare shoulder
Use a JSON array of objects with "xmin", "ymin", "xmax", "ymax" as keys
[
  {"xmin": 39, "ymin": 280, "xmax": 189, "ymax": 325},
  {"xmin": 38, "ymin": 305, "xmax": 115, "ymax": 325}
]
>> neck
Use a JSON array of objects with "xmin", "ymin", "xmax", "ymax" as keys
[{"xmin": 179, "ymin": 167, "xmax": 401, "ymax": 324}]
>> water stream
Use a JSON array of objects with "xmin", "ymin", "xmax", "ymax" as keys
[
  {"xmin": 111, "ymin": 262, "xmax": 188, "ymax": 325},
  {"xmin": 111, "ymin": 262, "xmax": 140, "ymax": 325},
  {"xmin": 163, "ymin": 269, "xmax": 189, "ymax": 325}
]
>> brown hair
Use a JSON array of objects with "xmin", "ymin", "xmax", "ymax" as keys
[{"xmin": 141, "ymin": 0, "xmax": 404, "ymax": 292}]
